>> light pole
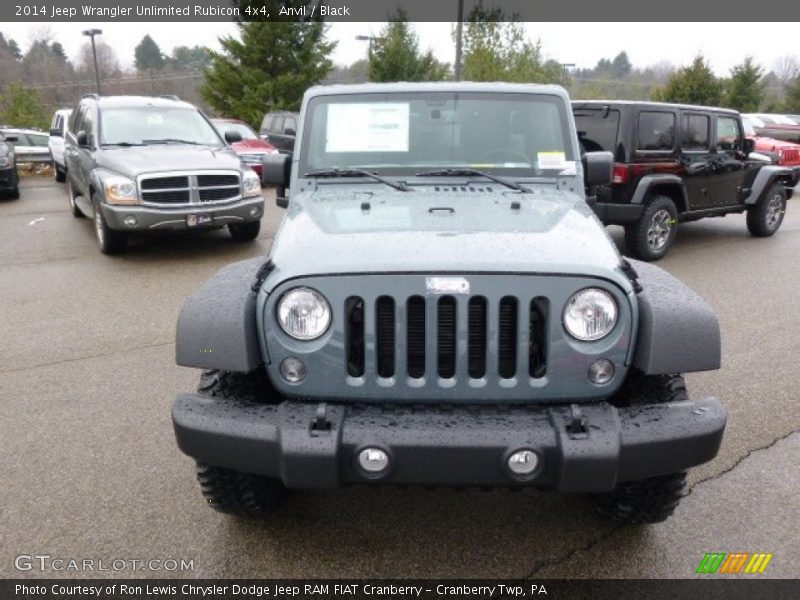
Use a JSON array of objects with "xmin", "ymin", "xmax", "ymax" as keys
[
  {"xmin": 558, "ymin": 62, "xmax": 575, "ymax": 87},
  {"xmin": 355, "ymin": 34, "xmax": 374, "ymax": 56},
  {"xmin": 454, "ymin": 0, "xmax": 464, "ymax": 81},
  {"xmin": 82, "ymin": 28, "xmax": 103, "ymax": 94}
]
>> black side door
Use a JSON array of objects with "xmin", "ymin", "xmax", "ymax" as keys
[
  {"xmin": 678, "ymin": 111, "xmax": 714, "ymax": 210},
  {"xmin": 709, "ymin": 114, "xmax": 753, "ymax": 207}
]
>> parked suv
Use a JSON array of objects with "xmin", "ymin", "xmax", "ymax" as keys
[
  {"xmin": 0, "ymin": 130, "xmax": 19, "ymax": 199},
  {"xmin": 573, "ymin": 101, "xmax": 798, "ymax": 260},
  {"xmin": 258, "ymin": 111, "xmax": 298, "ymax": 154},
  {"xmin": 49, "ymin": 108, "xmax": 72, "ymax": 182},
  {"xmin": 65, "ymin": 95, "xmax": 264, "ymax": 254},
  {"xmin": 172, "ymin": 83, "xmax": 726, "ymax": 525}
]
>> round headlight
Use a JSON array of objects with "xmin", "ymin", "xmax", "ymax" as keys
[
  {"xmin": 277, "ymin": 288, "xmax": 331, "ymax": 340},
  {"xmin": 563, "ymin": 288, "xmax": 618, "ymax": 341}
]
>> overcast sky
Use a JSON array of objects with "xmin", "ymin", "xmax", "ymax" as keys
[{"xmin": 11, "ymin": 22, "xmax": 799, "ymax": 75}]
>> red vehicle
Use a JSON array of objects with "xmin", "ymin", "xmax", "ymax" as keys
[
  {"xmin": 742, "ymin": 115, "xmax": 800, "ymax": 167},
  {"xmin": 211, "ymin": 118, "xmax": 278, "ymax": 175}
]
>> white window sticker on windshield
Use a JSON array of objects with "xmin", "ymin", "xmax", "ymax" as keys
[
  {"xmin": 326, "ymin": 103, "xmax": 409, "ymax": 153},
  {"xmin": 537, "ymin": 151, "xmax": 567, "ymax": 169}
]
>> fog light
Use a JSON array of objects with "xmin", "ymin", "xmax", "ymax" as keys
[
  {"xmin": 588, "ymin": 359, "xmax": 615, "ymax": 384},
  {"xmin": 508, "ymin": 449, "xmax": 539, "ymax": 476},
  {"xmin": 123, "ymin": 215, "xmax": 137, "ymax": 227},
  {"xmin": 279, "ymin": 357, "xmax": 307, "ymax": 383},
  {"xmin": 249, "ymin": 206, "xmax": 260, "ymax": 217},
  {"xmin": 357, "ymin": 447, "xmax": 390, "ymax": 474}
]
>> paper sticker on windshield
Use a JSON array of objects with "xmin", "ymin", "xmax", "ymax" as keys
[
  {"xmin": 326, "ymin": 103, "xmax": 409, "ymax": 153},
  {"xmin": 537, "ymin": 151, "xmax": 567, "ymax": 169}
]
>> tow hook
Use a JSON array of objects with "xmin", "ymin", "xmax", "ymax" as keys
[
  {"xmin": 566, "ymin": 404, "xmax": 589, "ymax": 438},
  {"xmin": 310, "ymin": 402, "xmax": 332, "ymax": 436}
]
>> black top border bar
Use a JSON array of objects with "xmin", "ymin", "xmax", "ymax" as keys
[{"xmin": 6, "ymin": 0, "xmax": 800, "ymax": 22}]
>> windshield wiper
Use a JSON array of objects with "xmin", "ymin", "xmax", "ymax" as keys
[
  {"xmin": 415, "ymin": 168, "xmax": 531, "ymax": 193},
  {"xmin": 142, "ymin": 138, "xmax": 203, "ymax": 146},
  {"xmin": 102, "ymin": 142, "xmax": 144, "ymax": 147},
  {"xmin": 304, "ymin": 168, "xmax": 410, "ymax": 192}
]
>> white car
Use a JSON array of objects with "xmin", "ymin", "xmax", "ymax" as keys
[
  {"xmin": 48, "ymin": 108, "xmax": 72, "ymax": 182},
  {"xmin": 1, "ymin": 128, "xmax": 52, "ymax": 167}
]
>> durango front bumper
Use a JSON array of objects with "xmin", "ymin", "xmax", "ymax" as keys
[
  {"xmin": 100, "ymin": 196, "xmax": 264, "ymax": 231},
  {"xmin": 172, "ymin": 394, "xmax": 726, "ymax": 492}
]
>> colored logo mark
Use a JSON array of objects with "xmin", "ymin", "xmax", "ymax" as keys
[{"xmin": 696, "ymin": 552, "xmax": 773, "ymax": 574}]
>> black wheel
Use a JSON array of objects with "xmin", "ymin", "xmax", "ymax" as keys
[
  {"xmin": 194, "ymin": 369, "xmax": 286, "ymax": 516},
  {"xmin": 92, "ymin": 194, "xmax": 127, "ymax": 254},
  {"xmin": 591, "ymin": 371, "xmax": 688, "ymax": 524},
  {"xmin": 67, "ymin": 180, "xmax": 83, "ymax": 218},
  {"xmin": 228, "ymin": 220, "xmax": 261, "ymax": 242},
  {"xmin": 8, "ymin": 186, "xmax": 20, "ymax": 200},
  {"xmin": 54, "ymin": 162, "xmax": 66, "ymax": 183},
  {"xmin": 624, "ymin": 195, "xmax": 678, "ymax": 261},
  {"xmin": 747, "ymin": 183, "xmax": 786, "ymax": 237},
  {"xmin": 196, "ymin": 462, "xmax": 288, "ymax": 517}
]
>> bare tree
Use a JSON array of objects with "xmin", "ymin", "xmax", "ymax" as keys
[{"xmin": 773, "ymin": 55, "xmax": 799, "ymax": 86}]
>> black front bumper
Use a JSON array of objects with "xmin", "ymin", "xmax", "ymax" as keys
[
  {"xmin": 173, "ymin": 394, "xmax": 726, "ymax": 493},
  {"xmin": 0, "ymin": 167, "xmax": 18, "ymax": 190}
]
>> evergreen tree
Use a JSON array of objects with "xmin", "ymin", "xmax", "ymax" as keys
[
  {"xmin": 786, "ymin": 77, "xmax": 800, "ymax": 112},
  {"xmin": 368, "ymin": 14, "xmax": 449, "ymax": 82},
  {"xmin": 202, "ymin": 6, "xmax": 335, "ymax": 127},
  {"xmin": 0, "ymin": 83, "xmax": 49, "ymax": 129},
  {"xmin": 168, "ymin": 45, "xmax": 211, "ymax": 71},
  {"xmin": 726, "ymin": 56, "xmax": 764, "ymax": 112},
  {"xmin": 134, "ymin": 35, "xmax": 165, "ymax": 71},
  {"xmin": 652, "ymin": 55, "xmax": 723, "ymax": 106}
]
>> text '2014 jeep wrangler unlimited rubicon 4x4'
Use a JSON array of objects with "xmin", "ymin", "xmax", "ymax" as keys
[
  {"xmin": 572, "ymin": 101, "xmax": 798, "ymax": 260},
  {"xmin": 172, "ymin": 83, "xmax": 726, "ymax": 524},
  {"xmin": 65, "ymin": 95, "xmax": 264, "ymax": 254}
]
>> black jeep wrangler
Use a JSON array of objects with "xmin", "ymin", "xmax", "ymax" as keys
[{"xmin": 573, "ymin": 101, "xmax": 798, "ymax": 260}]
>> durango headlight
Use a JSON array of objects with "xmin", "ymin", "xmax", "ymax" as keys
[
  {"xmin": 563, "ymin": 288, "xmax": 618, "ymax": 341},
  {"xmin": 103, "ymin": 175, "xmax": 139, "ymax": 206},
  {"xmin": 277, "ymin": 288, "xmax": 331, "ymax": 340},
  {"xmin": 242, "ymin": 170, "xmax": 262, "ymax": 198}
]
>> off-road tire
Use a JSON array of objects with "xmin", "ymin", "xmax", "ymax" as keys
[
  {"xmin": 92, "ymin": 194, "xmax": 127, "ymax": 255},
  {"xmin": 8, "ymin": 186, "xmax": 20, "ymax": 200},
  {"xmin": 747, "ymin": 182, "xmax": 787, "ymax": 237},
  {"xmin": 194, "ymin": 369, "xmax": 286, "ymax": 516},
  {"xmin": 196, "ymin": 462, "xmax": 288, "ymax": 517},
  {"xmin": 68, "ymin": 180, "xmax": 84, "ymax": 218},
  {"xmin": 54, "ymin": 162, "xmax": 66, "ymax": 183},
  {"xmin": 624, "ymin": 195, "xmax": 679, "ymax": 262},
  {"xmin": 591, "ymin": 371, "xmax": 688, "ymax": 524},
  {"xmin": 228, "ymin": 220, "xmax": 260, "ymax": 242}
]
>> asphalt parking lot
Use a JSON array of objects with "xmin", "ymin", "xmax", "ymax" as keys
[{"xmin": 2, "ymin": 177, "xmax": 799, "ymax": 579}]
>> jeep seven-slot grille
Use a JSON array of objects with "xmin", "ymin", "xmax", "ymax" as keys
[
  {"xmin": 345, "ymin": 295, "xmax": 547, "ymax": 380},
  {"xmin": 139, "ymin": 172, "xmax": 241, "ymax": 205}
]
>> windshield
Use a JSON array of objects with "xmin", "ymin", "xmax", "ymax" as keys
[
  {"xmin": 212, "ymin": 120, "xmax": 258, "ymax": 141},
  {"xmin": 742, "ymin": 117, "xmax": 756, "ymax": 137},
  {"xmin": 100, "ymin": 107, "xmax": 223, "ymax": 146},
  {"xmin": 301, "ymin": 92, "xmax": 574, "ymax": 176}
]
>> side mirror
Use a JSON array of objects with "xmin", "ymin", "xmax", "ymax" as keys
[
  {"xmin": 284, "ymin": 127, "xmax": 296, "ymax": 136},
  {"xmin": 262, "ymin": 153, "xmax": 292, "ymax": 207},
  {"xmin": 224, "ymin": 130, "xmax": 242, "ymax": 144},
  {"xmin": 50, "ymin": 128, "xmax": 62, "ymax": 137},
  {"xmin": 76, "ymin": 130, "xmax": 89, "ymax": 147},
  {"xmin": 4, "ymin": 135, "xmax": 17, "ymax": 143},
  {"xmin": 582, "ymin": 151, "xmax": 614, "ymax": 186},
  {"xmin": 743, "ymin": 138, "xmax": 756, "ymax": 155}
]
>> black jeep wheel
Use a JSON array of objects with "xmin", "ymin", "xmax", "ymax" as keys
[
  {"xmin": 591, "ymin": 371, "xmax": 688, "ymax": 524},
  {"xmin": 624, "ymin": 195, "xmax": 678, "ymax": 261},
  {"xmin": 67, "ymin": 180, "xmax": 84, "ymax": 217},
  {"xmin": 53, "ymin": 162, "xmax": 66, "ymax": 183},
  {"xmin": 92, "ymin": 194, "xmax": 127, "ymax": 254},
  {"xmin": 747, "ymin": 183, "xmax": 787, "ymax": 237},
  {"xmin": 194, "ymin": 369, "xmax": 287, "ymax": 516},
  {"xmin": 228, "ymin": 220, "xmax": 261, "ymax": 242}
]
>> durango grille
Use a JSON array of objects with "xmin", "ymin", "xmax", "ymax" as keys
[
  {"xmin": 139, "ymin": 172, "xmax": 241, "ymax": 205},
  {"xmin": 345, "ymin": 294, "xmax": 548, "ymax": 381}
]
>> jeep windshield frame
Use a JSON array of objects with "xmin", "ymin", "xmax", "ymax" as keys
[{"xmin": 299, "ymin": 91, "xmax": 576, "ymax": 178}]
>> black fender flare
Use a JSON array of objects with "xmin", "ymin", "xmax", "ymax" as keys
[
  {"xmin": 629, "ymin": 260, "xmax": 721, "ymax": 375},
  {"xmin": 630, "ymin": 174, "xmax": 688, "ymax": 210},
  {"xmin": 746, "ymin": 165, "xmax": 798, "ymax": 205},
  {"xmin": 175, "ymin": 257, "xmax": 266, "ymax": 372}
]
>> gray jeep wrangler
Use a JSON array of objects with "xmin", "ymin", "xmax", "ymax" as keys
[{"xmin": 172, "ymin": 83, "xmax": 726, "ymax": 524}]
